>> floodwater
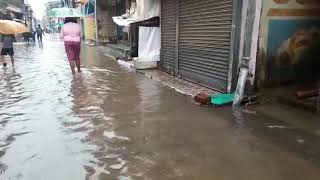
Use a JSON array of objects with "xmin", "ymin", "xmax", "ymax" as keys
[{"xmin": 0, "ymin": 35, "xmax": 319, "ymax": 180}]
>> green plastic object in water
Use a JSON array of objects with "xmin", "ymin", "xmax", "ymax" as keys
[{"xmin": 211, "ymin": 93, "xmax": 235, "ymax": 106}]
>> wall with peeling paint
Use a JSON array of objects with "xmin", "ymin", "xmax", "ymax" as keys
[
  {"xmin": 96, "ymin": 6, "xmax": 116, "ymax": 41},
  {"xmin": 256, "ymin": 0, "xmax": 320, "ymax": 89}
]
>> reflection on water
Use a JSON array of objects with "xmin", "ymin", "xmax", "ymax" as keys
[
  {"xmin": 0, "ymin": 36, "xmax": 319, "ymax": 180},
  {"xmin": 317, "ymin": 82, "xmax": 320, "ymax": 113}
]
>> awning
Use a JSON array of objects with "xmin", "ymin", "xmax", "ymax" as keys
[
  {"xmin": 112, "ymin": 16, "xmax": 137, "ymax": 27},
  {"xmin": 6, "ymin": 6, "xmax": 24, "ymax": 14},
  {"xmin": 113, "ymin": 0, "xmax": 160, "ymax": 26}
]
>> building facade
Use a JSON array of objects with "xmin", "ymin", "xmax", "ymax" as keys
[
  {"xmin": 0, "ymin": 0, "xmax": 25, "ymax": 20},
  {"xmin": 62, "ymin": 0, "xmax": 76, "ymax": 8},
  {"xmin": 44, "ymin": 1, "xmax": 62, "ymax": 32},
  {"xmin": 0, "ymin": 0, "xmax": 35, "ymax": 30},
  {"xmin": 81, "ymin": 0, "xmax": 129, "ymax": 43},
  {"xmin": 161, "ymin": 0, "xmax": 243, "ymax": 92},
  {"xmin": 94, "ymin": 0, "xmax": 129, "ymax": 43},
  {"xmin": 255, "ymin": 0, "xmax": 320, "ymax": 89},
  {"xmin": 24, "ymin": 4, "xmax": 35, "ymax": 30},
  {"xmin": 160, "ymin": 0, "xmax": 320, "ymax": 93}
]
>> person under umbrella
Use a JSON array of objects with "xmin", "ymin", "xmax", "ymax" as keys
[
  {"xmin": 0, "ymin": 19, "xmax": 29, "ymax": 67},
  {"xmin": 59, "ymin": 17, "xmax": 81, "ymax": 74},
  {"xmin": 1, "ymin": 34, "xmax": 15, "ymax": 67}
]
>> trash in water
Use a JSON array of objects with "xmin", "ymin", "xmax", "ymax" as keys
[
  {"xmin": 268, "ymin": 126, "xmax": 288, "ymax": 129},
  {"xmin": 194, "ymin": 93, "xmax": 211, "ymax": 106},
  {"xmin": 211, "ymin": 93, "xmax": 235, "ymax": 106}
]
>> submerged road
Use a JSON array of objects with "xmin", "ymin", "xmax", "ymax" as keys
[{"xmin": 0, "ymin": 35, "xmax": 319, "ymax": 180}]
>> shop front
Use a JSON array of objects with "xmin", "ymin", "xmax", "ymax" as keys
[{"xmin": 161, "ymin": 0, "xmax": 243, "ymax": 92}]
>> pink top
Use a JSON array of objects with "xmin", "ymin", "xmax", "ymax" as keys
[{"xmin": 60, "ymin": 22, "xmax": 81, "ymax": 42}]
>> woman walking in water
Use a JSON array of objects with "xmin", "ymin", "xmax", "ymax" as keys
[{"xmin": 60, "ymin": 17, "xmax": 81, "ymax": 74}]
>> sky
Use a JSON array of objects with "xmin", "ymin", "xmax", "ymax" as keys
[{"xmin": 28, "ymin": 0, "xmax": 52, "ymax": 19}]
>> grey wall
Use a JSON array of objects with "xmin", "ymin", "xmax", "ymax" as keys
[{"xmin": 2, "ymin": 0, "xmax": 24, "ymax": 8}]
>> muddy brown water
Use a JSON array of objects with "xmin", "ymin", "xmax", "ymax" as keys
[{"xmin": 0, "ymin": 35, "xmax": 319, "ymax": 180}]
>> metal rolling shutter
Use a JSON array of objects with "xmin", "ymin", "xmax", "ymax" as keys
[
  {"xmin": 179, "ymin": 0, "xmax": 234, "ymax": 92},
  {"xmin": 161, "ymin": 0, "xmax": 177, "ymax": 74}
]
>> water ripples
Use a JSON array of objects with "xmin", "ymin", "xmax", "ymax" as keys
[{"xmin": 0, "ymin": 37, "xmax": 134, "ymax": 179}]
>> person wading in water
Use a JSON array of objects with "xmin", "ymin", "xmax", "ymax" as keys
[
  {"xmin": 1, "ymin": 34, "xmax": 15, "ymax": 67},
  {"xmin": 36, "ymin": 24, "xmax": 45, "ymax": 43},
  {"xmin": 59, "ymin": 17, "xmax": 81, "ymax": 74}
]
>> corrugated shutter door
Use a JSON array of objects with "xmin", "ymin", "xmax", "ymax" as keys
[
  {"xmin": 161, "ymin": 0, "xmax": 177, "ymax": 74},
  {"xmin": 179, "ymin": 0, "xmax": 233, "ymax": 92}
]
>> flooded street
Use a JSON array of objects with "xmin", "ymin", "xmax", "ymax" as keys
[{"xmin": 0, "ymin": 35, "xmax": 320, "ymax": 180}]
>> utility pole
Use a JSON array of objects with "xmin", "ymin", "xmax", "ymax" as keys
[{"xmin": 72, "ymin": 0, "xmax": 76, "ymax": 8}]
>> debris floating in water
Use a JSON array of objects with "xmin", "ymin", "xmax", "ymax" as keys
[
  {"xmin": 268, "ymin": 126, "xmax": 288, "ymax": 129},
  {"xmin": 297, "ymin": 139, "xmax": 305, "ymax": 144}
]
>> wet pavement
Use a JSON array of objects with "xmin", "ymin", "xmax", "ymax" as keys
[{"xmin": 0, "ymin": 35, "xmax": 320, "ymax": 180}]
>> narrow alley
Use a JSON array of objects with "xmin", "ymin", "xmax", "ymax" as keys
[{"xmin": 0, "ymin": 35, "xmax": 320, "ymax": 180}]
